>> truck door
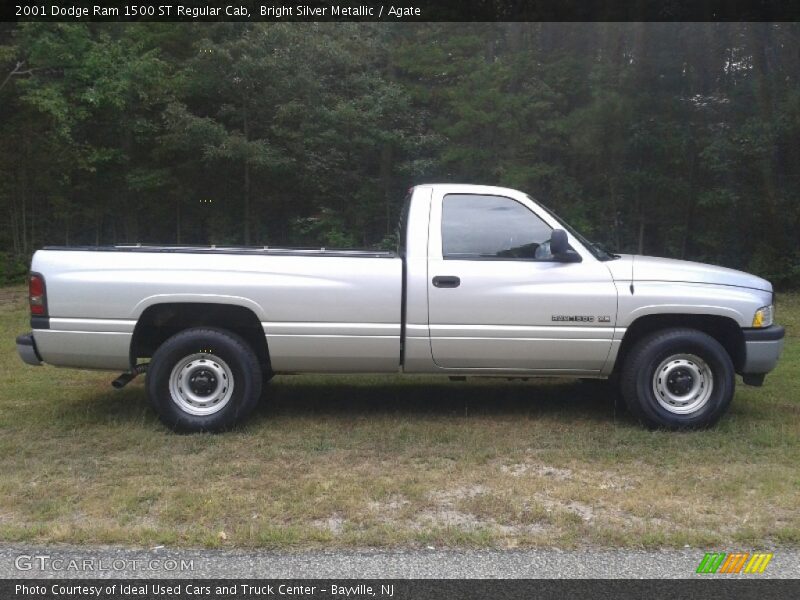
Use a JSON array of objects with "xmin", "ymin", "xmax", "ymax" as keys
[{"xmin": 426, "ymin": 192, "xmax": 618, "ymax": 373}]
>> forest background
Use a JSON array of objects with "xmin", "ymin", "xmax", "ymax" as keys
[{"xmin": 1, "ymin": 22, "xmax": 798, "ymax": 286}]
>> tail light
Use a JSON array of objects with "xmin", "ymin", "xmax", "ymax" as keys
[{"xmin": 29, "ymin": 273, "xmax": 47, "ymax": 316}]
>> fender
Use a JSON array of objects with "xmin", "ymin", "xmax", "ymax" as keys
[{"xmin": 131, "ymin": 294, "xmax": 267, "ymax": 322}]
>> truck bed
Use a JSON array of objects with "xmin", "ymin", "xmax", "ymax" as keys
[{"xmin": 30, "ymin": 247, "xmax": 404, "ymax": 372}]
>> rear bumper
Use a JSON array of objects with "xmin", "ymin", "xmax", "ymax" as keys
[
  {"xmin": 741, "ymin": 325, "xmax": 784, "ymax": 376},
  {"xmin": 16, "ymin": 333, "xmax": 42, "ymax": 366}
]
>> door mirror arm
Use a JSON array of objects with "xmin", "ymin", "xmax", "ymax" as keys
[{"xmin": 555, "ymin": 249, "xmax": 582, "ymax": 263}]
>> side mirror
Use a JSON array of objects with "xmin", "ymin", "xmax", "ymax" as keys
[
  {"xmin": 550, "ymin": 229, "xmax": 582, "ymax": 263},
  {"xmin": 550, "ymin": 229, "xmax": 569, "ymax": 255}
]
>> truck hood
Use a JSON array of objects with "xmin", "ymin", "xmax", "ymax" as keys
[{"xmin": 605, "ymin": 255, "xmax": 772, "ymax": 293}]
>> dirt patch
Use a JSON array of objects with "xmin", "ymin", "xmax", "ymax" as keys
[
  {"xmin": 500, "ymin": 462, "xmax": 574, "ymax": 480},
  {"xmin": 416, "ymin": 509, "xmax": 482, "ymax": 529},
  {"xmin": 428, "ymin": 484, "xmax": 490, "ymax": 503},
  {"xmin": 494, "ymin": 459, "xmax": 636, "ymax": 491},
  {"xmin": 366, "ymin": 497, "xmax": 410, "ymax": 513},
  {"xmin": 412, "ymin": 507, "xmax": 551, "ymax": 537},
  {"xmin": 530, "ymin": 493, "xmax": 594, "ymax": 521},
  {"xmin": 312, "ymin": 515, "xmax": 345, "ymax": 535}
]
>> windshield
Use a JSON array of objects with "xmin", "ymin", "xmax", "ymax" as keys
[{"xmin": 530, "ymin": 196, "xmax": 619, "ymax": 262}]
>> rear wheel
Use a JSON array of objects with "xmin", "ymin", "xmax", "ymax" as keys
[
  {"xmin": 147, "ymin": 327, "xmax": 262, "ymax": 432},
  {"xmin": 621, "ymin": 328, "xmax": 734, "ymax": 430}
]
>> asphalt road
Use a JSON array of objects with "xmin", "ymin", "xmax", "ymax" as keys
[{"xmin": 1, "ymin": 544, "xmax": 799, "ymax": 579}]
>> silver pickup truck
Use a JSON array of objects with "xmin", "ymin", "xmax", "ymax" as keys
[{"xmin": 16, "ymin": 184, "xmax": 784, "ymax": 432}]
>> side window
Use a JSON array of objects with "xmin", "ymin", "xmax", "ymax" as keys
[{"xmin": 442, "ymin": 194, "xmax": 554, "ymax": 260}]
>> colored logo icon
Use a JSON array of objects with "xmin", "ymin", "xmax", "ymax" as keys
[{"xmin": 696, "ymin": 552, "xmax": 773, "ymax": 574}]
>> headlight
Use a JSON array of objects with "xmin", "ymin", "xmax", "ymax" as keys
[{"xmin": 752, "ymin": 305, "xmax": 774, "ymax": 328}]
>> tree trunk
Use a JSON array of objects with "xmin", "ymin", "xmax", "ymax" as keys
[
  {"xmin": 380, "ymin": 143, "xmax": 393, "ymax": 235},
  {"xmin": 176, "ymin": 196, "xmax": 181, "ymax": 244},
  {"xmin": 31, "ymin": 191, "xmax": 36, "ymax": 250},
  {"xmin": 122, "ymin": 129, "xmax": 137, "ymax": 243},
  {"xmin": 637, "ymin": 190, "xmax": 645, "ymax": 255},
  {"xmin": 748, "ymin": 23, "xmax": 779, "ymax": 226},
  {"xmin": 9, "ymin": 194, "xmax": 20, "ymax": 254},
  {"xmin": 680, "ymin": 179, "xmax": 695, "ymax": 259},
  {"xmin": 637, "ymin": 218, "xmax": 645, "ymax": 255},
  {"xmin": 20, "ymin": 135, "xmax": 29, "ymax": 255},
  {"xmin": 244, "ymin": 161, "xmax": 251, "ymax": 245},
  {"xmin": 242, "ymin": 102, "xmax": 252, "ymax": 246},
  {"xmin": 95, "ymin": 207, "xmax": 102, "ymax": 246},
  {"xmin": 20, "ymin": 174, "xmax": 27, "ymax": 254},
  {"xmin": 608, "ymin": 176, "xmax": 621, "ymax": 251}
]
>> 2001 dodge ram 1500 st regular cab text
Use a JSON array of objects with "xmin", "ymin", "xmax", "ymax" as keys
[{"xmin": 16, "ymin": 184, "xmax": 785, "ymax": 432}]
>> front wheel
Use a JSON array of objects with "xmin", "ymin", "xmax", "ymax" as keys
[
  {"xmin": 146, "ymin": 327, "xmax": 262, "ymax": 432},
  {"xmin": 621, "ymin": 328, "xmax": 734, "ymax": 430}
]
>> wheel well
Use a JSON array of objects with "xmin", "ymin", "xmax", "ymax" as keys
[
  {"xmin": 614, "ymin": 314, "xmax": 745, "ymax": 374},
  {"xmin": 130, "ymin": 303, "xmax": 270, "ymax": 371}
]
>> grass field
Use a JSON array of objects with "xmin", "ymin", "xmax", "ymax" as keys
[{"xmin": 0, "ymin": 286, "xmax": 798, "ymax": 550}]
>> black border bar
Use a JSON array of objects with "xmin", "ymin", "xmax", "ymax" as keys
[
  {"xmin": 5, "ymin": 0, "xmax": 800, "ymax": 23},
  {"xmin": 4, "ymin": 579, "xmax": 800, "ymax": 600}
]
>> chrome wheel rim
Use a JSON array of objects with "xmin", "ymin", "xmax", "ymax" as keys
[
  {"xmin": 652, "ymin": 353, "xmax": 713, "ymax": 415},
  {"xmin": 168, "ymin": 353, "xmax": 234, "ymax": 416}
]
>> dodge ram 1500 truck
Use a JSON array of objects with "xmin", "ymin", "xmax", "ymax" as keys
[{"xmin": 16, "ymin": 184, "xmax": 784, "ymax": 432}]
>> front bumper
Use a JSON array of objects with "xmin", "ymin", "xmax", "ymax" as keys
[
  {"xmin": 741, "ymin": 325, "xmax": 784, "ymax": 378},
  {"xmin": 16, "ymin": 333, "xmax": 43, "ymax": 366}
]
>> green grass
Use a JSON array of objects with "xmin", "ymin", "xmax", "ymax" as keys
[{"xmin": 0, "ymin": 286, "xmax": 798, "ymax": 549}]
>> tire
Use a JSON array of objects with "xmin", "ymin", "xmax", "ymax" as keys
[
  {"xmin": 146, "ymin": 327, "xmax": 262, "ymax": 433},
  {"xmin": 620, "ymin": 328, "xmax": 734, "ymax": 430}
]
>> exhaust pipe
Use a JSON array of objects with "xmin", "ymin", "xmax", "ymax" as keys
[
  {"xmin": 111, "ymin": 363, "xmax": 148, "ymax": 389},
  {"xmin": 112, "ymin": 372, "xmax": 135, "ymax": 389}
]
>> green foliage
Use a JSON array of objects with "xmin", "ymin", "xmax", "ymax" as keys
[
  {"xmin": 0, "ymin": 253, "xmax": 27, "ymax": 284},
  {"xmin": 1, "ymin": 23, "xmax": 799, "ymax": 286},
  {"xmin": 292, "ymin": 208, "xmax": 359, "ymax": 248}
]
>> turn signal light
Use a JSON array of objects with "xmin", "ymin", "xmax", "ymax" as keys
[{"xmin": 752, "ymin": 305, "xmax": 773, "ymax": 328}]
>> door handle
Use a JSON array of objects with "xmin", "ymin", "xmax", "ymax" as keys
[{"xmin": 432, "ymin": 276, "xmax": 461, "ymax": 288}]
